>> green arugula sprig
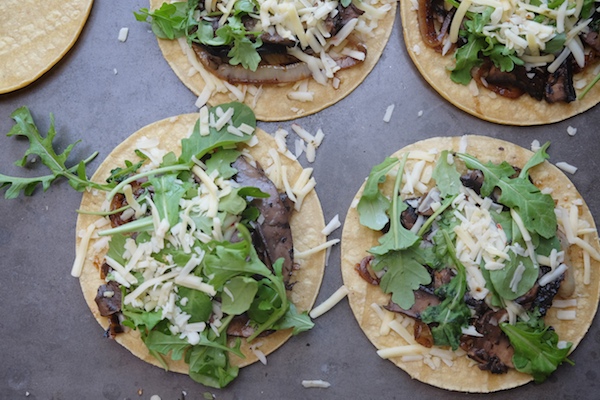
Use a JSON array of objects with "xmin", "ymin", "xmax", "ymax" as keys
[
  {"xmin": 456, "ymin": 145, "xmax": 557, "ymax": 239},
  {"xmin": 369, "ymin": 153, "xmax": 420, "ymax": 255},
  {"xmin": 420, "ymin": 230, "xmax": 470, "ymax": 350},
  {"xmin": 451, "ymin": 7, "xmax": 524, "ymax": 85},
  {"xmin": 1, "ymin": 107, "xmax": 111, "ymax": 199},
  {"xmin": 501, "ymin": 311, "xmax": 573, "ymax": 383},
  {"xmin": 135, "ymin": 1, "xmax": 263, "ymax": 71}
]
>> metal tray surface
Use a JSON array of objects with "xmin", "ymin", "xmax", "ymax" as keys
[{"xmin": 1, "ymin": 2, "xmax": 599, "ymax": 399}]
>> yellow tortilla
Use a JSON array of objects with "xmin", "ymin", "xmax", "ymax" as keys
[
  {"xmin": 76, "ymin": 113, "xmax": 326, "ymax": 372},
  {"xmin": 400, "ymin": 2, "xmax": 600, "ymax": 125},
  {"xmin": 150, "ymin": 0, "xmax": 397, "ymax": 121},
  {"xmin": 341, "ymin": 135, "xmax": 600, "ymax": 392},
  {"xmin": 0, "ymin": 0, "xmax": 93, "ymax": 94}
]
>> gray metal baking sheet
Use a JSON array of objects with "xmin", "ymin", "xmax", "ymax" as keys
[{"xmin": 1, "ymin": 1, "xmax": 599, "ymax": 399}]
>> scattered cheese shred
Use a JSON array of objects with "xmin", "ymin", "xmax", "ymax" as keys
[
  {"xmin": 383, "ymin": 104, "xmax": 395, "ymax": 122},
  {"xmin": 118, "ymin": 27, "xmax": 129, "ymax": 42},
  {"xmin": 301, "ymin": 380, "xmax": 331, "ymax": 388},
  {"xmin": 296, "ymin": 238, "xmax": 340, "ymax": 259},
  {"xmin": 309, "ymin": 285, "xmax": 349, "ymax": 319},
  {"xmin": 321, "ymin": 214, "xmax": 341, "ymax": 236},
  {"xmin": 71, "ymin": 224, "xmax": 96, "ymax": 278}
]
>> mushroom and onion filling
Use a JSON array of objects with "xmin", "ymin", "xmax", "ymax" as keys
[{"xmin": 137, "ymin": 0, "xmax": 394, "ymax": 85}]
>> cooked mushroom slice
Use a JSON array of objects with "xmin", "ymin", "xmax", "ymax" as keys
[
  {"xmin": 460, "ymin": 169, "xmax": 485, "ymax": 194},
  {"xmin": 545, "ymin": 58, "xmax": 576, "ymax": 103},
  {"xmin": 233, "ymin": 156, "xmax": 294, "ymax": 283},
  {"xmin": 460, "ymin": 309, "xmax": 515, "ymax": 374},
  {"xmin": 95, "ymin": 281, "xmax": 122, "ymax": 316},
  {"xmin": 384, "ymin": 289, "xmax": 441, "ymax": 319}
]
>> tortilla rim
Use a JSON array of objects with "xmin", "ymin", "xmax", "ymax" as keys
[
  {"xmin": 399, "ymin": 2, "xmax": 600, "ymax": 126},
  {"xmin": 0, "ymin": 0, "xmax": 94, "ymax": 94},
  {"xmin": 76, "ymin": 113, "xmax": 326, "ymax": 374},
  {"xmin": 150, "ymin": 0, "xmax": 397, "ymax": 121},
  {"xmin": 340, "ymin": 135, "xmax": 600, "ymax": 392}
]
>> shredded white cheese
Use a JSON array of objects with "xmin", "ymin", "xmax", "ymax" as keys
[{"xmin": 309, "ymin": 285, "xmax": 349, "ymax": 319}]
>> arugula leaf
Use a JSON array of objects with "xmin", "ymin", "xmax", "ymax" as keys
[
  {"xmin": 1, "ymin": 107, "xmax": 106, "ymax": 199},
  {"xmin": 420, "ymin": 231, "xmax": 470, "ymax": 350},
  {"xmin": 121, "ymin": 307, "xmax": 163, "ymax": 331},
  {"xmin": 106, "ymin": 233, "xmax": 129, "ymax": 266},
  {"xmin": 451, "ymin": 34, "xmax": 486, "ymax": 85},
  {"xmin": 368, "ymin": 153, "xmax": 420, "ymax": 255},
  {"xmin": 145, "ymin": 331, "xmax": 190, "ymax": 361},
  {"xmin": 107, "ymin": 158, "xmax": 146, "ymax": 185},
  {"xmin": 221, "ymin": 276, "xmax": 259, "ymax": 315},
  {"xmin": 178, "ymin": 287, "xmax": 213, "ymax": 323},
  {"xmin": 432, "ymin": 150, "xmax": 462, "ymax": 197},
  {"xmin": 179, "ymin": 103, "xmax": 256, "ymax": 164},
  {"xmin": 491, "ymin": 210, "xmax": 513, "ymax": 243},
  {"xmin": 134, "ymin": 3, "xmax": 188, "ymax": 40},
  {"xmin": 137, "ymin": 1, "xmax": 262, "ymax": 71},
  {"xmin": 205, "ymin": 149, "xmax": 240, "ymax": 179},
  {"xmin": 488, "ymin": 252, "xmax": 539, "ymax": 300},
  {"xmin": 545, "ymin": 33, "xmax": 566, "ymax": 54},
  {"xmin": 457, "ymin": 152, "xmax": 557, "ymax": 238},
  {"xmin": 248, "ymin": 280, "xmax": 281, "ymax": 323},
  {"xmin": 372, "ymin": 245, "xmax": 433, "ymax": 310},
  {"xmin": 149, "ymin": 174, "xmax": 187, "ymax": 227},
  {"xmin": 218, "ymin": 16, "xmax": 262, "ymax": 71},
  {"xmin": 218, "ymin": 190, "xmax": 247, "ymax": 215},
  {"xmin": 357, "ymin": 157, "xmax": 401, "ymax": 230},
  {"xmin": 272, "ymin": 303, "xmax": 314, "ymax": 335},
  {"xmin": 186, "ymin": 332, "xmax": 240, "ymax": 388},
  {"xmin": 520, "ymin": 141, "xmax": 550, "ymax": 178},
  {"xmin": 237, "ymin": 186, "xmax": 270, "ymax": 198},
  {"xmin": 203, "ymin": 225, "xmax": 273, "ymax": 289},
  {"xmin": 501, "ymin": 320, "xmax": 573, "ymax": 383},
  {"xmin": 369, "ymin": 201, "xmax": 420, "ymax": 255},
  {"xmin": 578, "ymin": 68, "xmax": 600, "ymax": 100}
]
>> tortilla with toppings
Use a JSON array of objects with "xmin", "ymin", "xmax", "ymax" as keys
[
  {"xmin": 140, "ymin": 0, "xmax": 397, "ymax": 121},
  {"xmin": 0, "ymin": 0, "xmax": 93, "ymax": 94},
  {"xmin": 74, "ymin": 104, "xmax": 326, "ymax": 387},
  {"xmin": 401, "ymin": 1, "xmax": 600, "ymax": 125},
  {"xmin": 341, "ymin": 135, "xmax": 600, "ymax": 392}
]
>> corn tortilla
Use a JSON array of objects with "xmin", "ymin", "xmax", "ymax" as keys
[
  {"xmin": 341, "ymin": 135, "xmax": 600, "ymax": 392},
  {"xmin": 0, "ymin": 0, "xmax": 93, "ymax": 94},
  {"xmin": 400, "ymin": 2, "xmax": 600, "ymax": 125},
  {"xmin": 150, "ymin": 0, "xmax": 397, "ymax": 121},
  {"xmin": 76, "ymin": 113, "xmax": 326, "ymax": 372}
]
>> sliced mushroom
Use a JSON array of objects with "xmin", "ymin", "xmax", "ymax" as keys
[{"xmin": 233, "ymin": 156, "xmax": 294, "ymax": 283}]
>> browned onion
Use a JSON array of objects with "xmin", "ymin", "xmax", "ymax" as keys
[
  {"xmin": 192, "ymin": 43, "xmax": 313, "ymax": 84},
  {"xmin": 418, "ymin": 0, "xmax": 454, "ymax": 50},
  {"xmin": 473, "ymin": 63, "xmax": 524, "ymax": 99}
]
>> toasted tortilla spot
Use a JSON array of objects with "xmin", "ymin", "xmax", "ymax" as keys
[
  {"xmin": 76, "ymin": 113, "xmax": 326, "ymax": 372},
  {"xmin": 400, "ymin": 2, "xmax": 600, "ymax": 125},
  {"xmin": 341, "ymin": 136, "xmax": 600, "ymax": 392},
  {"xmin": 0, "ymin": 0, "xmax": 93, "ymax": 94}
]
